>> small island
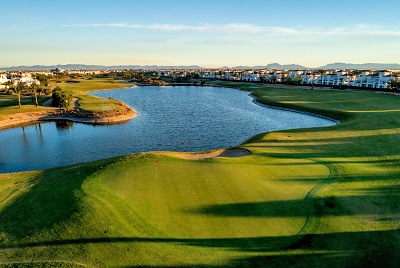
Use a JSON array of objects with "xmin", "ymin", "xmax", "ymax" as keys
[{"xmin": 0, "ymin": 72, "xmax": 137, "ymax": 129}]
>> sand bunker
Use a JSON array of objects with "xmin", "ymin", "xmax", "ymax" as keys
[
  {"xmin": 218, "ymin": 148, "xmax": 251, "ymax": 157},
  {"xmin": 176, "ymin": 148, "xmax": 250, "ymax": 160}
]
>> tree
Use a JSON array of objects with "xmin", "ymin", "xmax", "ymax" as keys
[
  {"xmin": 52, "ymin": 86, "xmax": 73, "ymax": 109},
  {"xmin": 138, "ymin": 73, "xmax": 146, "ymax": 82},
  {"xmin": 185, "ymin": 73, "xmax": 193, "ymax": 82},
  {"xmin": 285, "ymin": 75, "xmax": 293, "ymax": 84},
  {"xmin": 30, "ymin": 83, "xmax": 40, "ymax": 107},
  {"xmin": 3, "ymin": 80, "xmax": 14, "ymax": 94},
  {"xmin": 34, "ymin": 74, "xmax": 48, "ymax": 95},
  {"xmin": 293, "ymin": 75, "xmax": 302, "ymax": 85},
  {"xmin": 15, "ymin": 82, "xmax": 27, "ymax": 108},
  {"xmin": 37, "ymin": 86, "xmax": 44, "ymax": 96},
  {"xmin": 269, "ymin": 75, "xmax": 277, "ymax": 83},
  {"xmin": 387, "ymin": 79, "xmax": 400, "ymax": 92},
  {"xmin": 317, "ymin": 70, "xmax": 327, "ymax": 85},
  {"xmin": 310, "ymin": 72, "xmax": 315, "ymax": 90},
  {"xmin": 35, "ymin": 74, "xmax": 48, "ymax": 87},
  {"xmin": 339, "ymin": 77, "xmax": 344, "ymax": 90}
]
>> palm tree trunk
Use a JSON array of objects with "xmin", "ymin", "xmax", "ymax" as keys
[
  {"xmin": 311, "ymin": 74, "xmax": 314, "ymax": 90},
  {"xmin": 18, "ymin": 94, "xmax": 21, "ymax": 108},
  {"xmin": 34, "ymin": 93, "xmax": 38, "ymax": 107}
]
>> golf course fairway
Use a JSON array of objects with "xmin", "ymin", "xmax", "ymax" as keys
[{"xmin": 0, "ymin": 83, "xmax": 399, "ymax": 267}]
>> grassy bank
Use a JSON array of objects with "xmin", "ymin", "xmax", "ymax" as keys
[{"xmin": 0, "ymin": 83, "xmax": 399, "ymax": 267}]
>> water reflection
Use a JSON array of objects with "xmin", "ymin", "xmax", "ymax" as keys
[
  {"xmin": 21, "ymin": 126, "xmax": 28, "ymax": 146},
  {"xmin": 55, "ymin": 120, "xmax": 74, "ymax": 131},
  {"xmin": 36, "ymin": 123, "xmax": 44, "ymax": 143}
]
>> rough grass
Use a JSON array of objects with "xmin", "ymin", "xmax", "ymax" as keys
[{"xmin": 0, "ymin": 83, "xmax": 399, "ymax": 266}]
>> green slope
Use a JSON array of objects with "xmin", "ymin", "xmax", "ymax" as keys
[{"xmin": 0, "ymin": 83, "xmax": 399, "ymax": 267}]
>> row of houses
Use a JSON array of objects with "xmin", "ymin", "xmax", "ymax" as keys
[
  {"xmin": 0, "ymin": 72, "xmax": 40, "ymax": 89},
  {"xmin": 194, "ymin": 69, "xmax": 399, "ymax": 89},
  {"xmin": 0, "ymin": 68, "xmax": 112, "ymax": 89},
  {"xmin": 51, "ymin": 68, "xmax": 110, "ymax": 75},
  {"xmin": 1, "ymin": 68, "xmax": 399, "ymax": 90}
]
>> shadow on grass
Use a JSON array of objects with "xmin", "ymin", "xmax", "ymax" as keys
[
  {"xmin": 0, "ymin": 158, "xmax": 118, "ymax": 240},
  {"xmin": 1, "ymin": 229, "xmax": 399, "ymax": 267},
  {"xmin": 185, "ymin": 185, "xmax": 400, "ymax": 218}
]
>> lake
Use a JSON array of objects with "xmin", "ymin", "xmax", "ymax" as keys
[{"xmin": 0, "ymin": 86, "xmax": 336, "ymax": 173}]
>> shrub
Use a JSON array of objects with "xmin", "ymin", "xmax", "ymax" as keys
[{"xmin": 52, "ymin": 87, "xmax": 73, "ymax": 109}]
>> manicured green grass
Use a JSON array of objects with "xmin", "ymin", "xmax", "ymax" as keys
[
  {"xmin": 0, "ymin": 83, "xmax": 399, "ymax": 266},
  {"xmin": 75, "ymin": 94, "xmax": 124, "ymax": 113},
  {"xmin": 48, "ymin": 77, "xmax": 130, "ymax": 94},
  {"xmin": 0, "ymin": 95, "xmax": 51, "ymax": 116}
]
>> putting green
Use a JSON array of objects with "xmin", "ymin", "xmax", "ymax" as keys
[{"xmin": 98, "ymin": 155, "xmax": 330, "ymax": 239}]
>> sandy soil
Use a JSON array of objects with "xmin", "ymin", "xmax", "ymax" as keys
[{"xmin": 176, "ymin": 148, "xmax": 250, "ymax": 160}]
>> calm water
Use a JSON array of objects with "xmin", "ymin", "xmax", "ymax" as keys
[{"xmin": 0, "ymin": 86, "xmax": 336, "ymax": 173}]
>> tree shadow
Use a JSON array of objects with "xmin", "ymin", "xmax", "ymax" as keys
[
  {"xmin": 1, "ymin": 229, "xmax": 399, "ymax": 267},
  {"xmin": 0, "ymin": 158, "xmax": 118, "ymax": 240},
  {"xmin": 185, "ymin": 188, "xmax": 400, "ymax": 218}
]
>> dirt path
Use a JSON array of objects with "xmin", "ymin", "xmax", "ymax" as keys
[{"xmin": 42, "ymin": 98, "xmax": 79, "ymax": 108}]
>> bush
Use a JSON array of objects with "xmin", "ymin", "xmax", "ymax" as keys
[{"xmin": 52, "ymin": 87, "xmax": 73, "ymax": 109}]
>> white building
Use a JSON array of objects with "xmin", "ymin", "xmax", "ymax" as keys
[
  {"xmin": 10, "ymin": 73, "xmax": 40, "ymax": 86},
  {"xmin": 351, "ymin": 71, "xmax": 392, "ymax": 88},
  {"xmin": 0, "ymin": 74, "xmax": 9, "ymax": 89}
]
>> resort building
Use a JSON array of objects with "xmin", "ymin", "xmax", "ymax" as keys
[{"xmin": 10, "ymin": 72, "xmax": 40, "ymax": 86}]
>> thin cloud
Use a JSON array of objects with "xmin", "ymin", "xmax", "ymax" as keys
[
  {"xmin": 63, "ymin": 23, "xmax": 400, "ymax": 37},
  {"xmin": 63, "ymin": 23, "xmax": 265, "ymax": 33}
]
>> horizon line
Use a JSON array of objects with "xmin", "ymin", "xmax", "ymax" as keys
[{"xmin": 2, "ymin": 62, "xmax": 400, "ymax": 70}]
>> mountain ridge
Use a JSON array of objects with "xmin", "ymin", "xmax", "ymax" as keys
[
  {"xmin": 317, "ymin": 62, "xmax": 400, "ymax": 70},
  {"xmin": 0, "ymin": 64, "xmax": 203, "ymax": 71},
  {"xmin": 1, "ymin": 62, "xmax": 400, "ymax": 71}
]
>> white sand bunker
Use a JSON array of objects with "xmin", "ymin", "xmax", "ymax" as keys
[{"xmin": 176, "ymin": 148, "xmax": 250, "ymax": 160}]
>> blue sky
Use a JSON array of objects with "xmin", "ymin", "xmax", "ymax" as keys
[{"xmin": 1, "ymin": 0, "xmax": 400, "ymax": 68}]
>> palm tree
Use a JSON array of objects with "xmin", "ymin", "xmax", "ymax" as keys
[
  {"xmin": 3, "ymin": 80, "xmax": 14, "ymax": 94},
  {"xmin": 310, "ymin": 72, "xmax": 315, "ymax": 90},
  {"xmin": 15, "ymin": 82, "xmax": 27, "ymax": 108},
  {"xmin": 30, "ymin": 83, "xmax": 40, "ymax": 107},
  {"xmin": 317, "ymin": 70, "xmax": 327, "ymax": 85},
  {"xmin": 388, "ymin": 79, "xmax": 399, "ymax": 92}
]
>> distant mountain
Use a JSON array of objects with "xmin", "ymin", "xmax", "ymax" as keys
[
  {"xmin": 229, "ymin": 63, "xmax": 308, "ymax": 69},
  {"xmin": 265, "ymin": 63, "xmax": 308, "ymax": 69},
  {"xmin": 2, "ymin": 62, "xmax": 400, "ymax": 71},
  {"xmin": 0, "ymin": 64, "xmax": 203, "ymax": 71},
  {"xmin": 317, "ymin": 62, "xmax": 400, "ymax": 70},
  {"xmin": 230, "ymin": 65, "xmax": 268, "ymax": 69},
  {"xmin": 230, "ymin": 66, "xmax": 251, "ymax": 69}
]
